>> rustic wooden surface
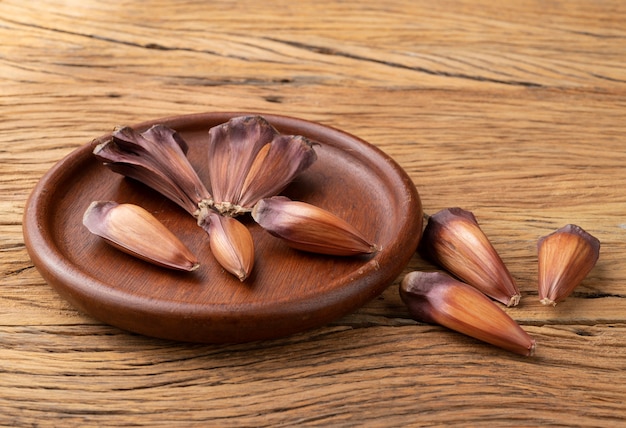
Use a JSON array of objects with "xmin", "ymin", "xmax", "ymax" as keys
[{"xmin": 2, "ymin": 0, "xmax": 625, "ymax": 426}]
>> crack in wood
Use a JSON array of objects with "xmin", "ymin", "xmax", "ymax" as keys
[
  {"xmin": 266, "ymin": 37, "xmax": 544, "ymax": 88},
  {"xmin": 8, "ymin": 19, "xmax": 545, "ymax": 88},
  {"xmin": 578, "ymin": 291, "xmax": 625, "ymax": 299},
  {"xmin": 5, "ymin": 19, "xmax": 252, "ymax": 61}
]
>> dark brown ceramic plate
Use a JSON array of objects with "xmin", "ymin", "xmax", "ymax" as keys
[{"xmin": 23, "ymin": 112, "xmax": 422, "ymax": 343}]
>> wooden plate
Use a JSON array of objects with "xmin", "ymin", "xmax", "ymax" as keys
[{"xmin": 23, "ymin": 112, "xmax": 422, "ymax": 343}]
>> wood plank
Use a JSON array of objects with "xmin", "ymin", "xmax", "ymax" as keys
[
  {"xmin": 1, "ymin": 0, "xmax": 626, "ymax": 425},
  {"xmin": 0, "ymin": 324, "xmax": 624, "ymax": 426}
]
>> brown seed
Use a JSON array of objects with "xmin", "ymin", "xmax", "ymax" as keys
[
  {"xmin": 251, "ymin": 196, "xmax": 378, "ymax": 256},
  {"xmin": 240, "ymin": 142, "xmax": 272, "ymax": 201},
  {"xmin": 400, "ymin": 271, "xmax": 536, "ymax": 356},
  {"xmin": 237, "ymin": 135, "xmax": 317, "ymax": 208},
  {"xmin": 83, "ymin": 201, "xmax": 199, "ymax": 272},
  {"xmin": 538, "ymin": 224, "xmax": 600, "ymax": 306},
  {"xmin": 207, "ymin": 116, "xmax": 277, "ymax": 206},
  {"xmin": 201, "ymin": 212, "xmax": 254, "ymax": 281},
  {"xmin": 418, "ymin": 208, "xmax": 521, "ymax": 307},
  {"xmin": 93, "ymin": 125, "xmax": 212, "ymax": 216},
  {"xmin": 207, "ymin": 116, "xmax": 317, "ymax": 216}
]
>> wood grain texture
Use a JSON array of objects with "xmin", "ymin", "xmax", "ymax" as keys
[{"xmin": 1, "ymin": 0, "xmax": 625, "ymax": 426}]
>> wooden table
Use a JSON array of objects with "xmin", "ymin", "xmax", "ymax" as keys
[{"xmin": 2, "ymin": 1, "xmax": 625, "ymax": 426}]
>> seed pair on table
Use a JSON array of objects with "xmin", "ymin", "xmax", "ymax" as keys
[{"xmin": 84, "ymin": 115, "xmax": 377, "ymax": 280}]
